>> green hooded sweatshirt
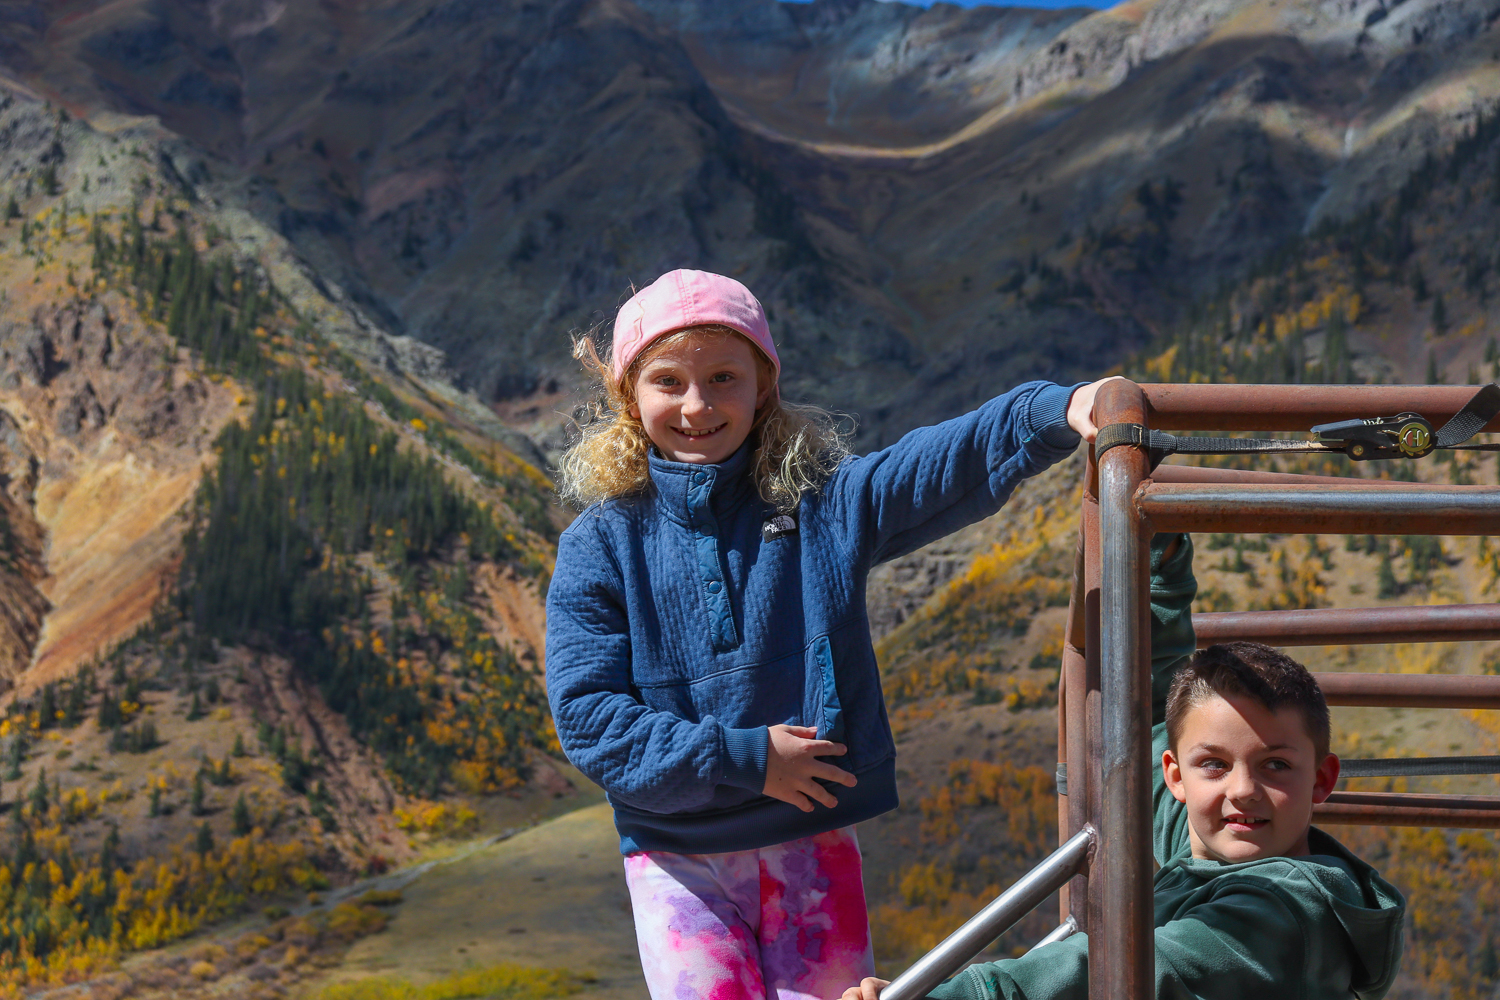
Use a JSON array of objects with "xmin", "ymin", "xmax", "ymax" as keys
[{"xmin": 926, "ymin": 534, "xmax": 1405, "ymax": 1000}]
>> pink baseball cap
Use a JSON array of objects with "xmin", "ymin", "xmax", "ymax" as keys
[{"xmin": 611, "ymin": 269, "xmax": 779, "ymax": 383}]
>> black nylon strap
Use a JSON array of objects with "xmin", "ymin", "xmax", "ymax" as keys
[
  {"xmin": 1163, "ymin": 434, "xmax": 1329, "ymax": 456},
  {"xmin": 1340, "ymin": 755, "xmax": 1500, "ymax": 778},
  {"xmin": 1435, "ymin": 382, "xmax": 1500, "ymax": 448},
  {"xmin": 1093, "ymin": 422, "xmax": 1147, "ymax": 460},
  {"xmin": 1096, "ymin": 423, "xmax": 1331, "ymax": 465}
]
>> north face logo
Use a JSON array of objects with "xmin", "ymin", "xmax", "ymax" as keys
[{"xmin": 761, "ymin": 515, "xmax": 798, "ymax": 541}]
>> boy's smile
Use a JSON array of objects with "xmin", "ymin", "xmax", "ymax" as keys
[
  {"xmin": 630, "ymin": 330, "xmax": 771, "ymax": 465},
  {"xmin": 1163, "ymin": 692, "xmax": 1340, "ymax": 863}
]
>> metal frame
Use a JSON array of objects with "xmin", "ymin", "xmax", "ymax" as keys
[
  {"xmin": 1069, "ymin": 381, "xmax": 1500, "ymax": 1000},
  {"xmin": 882, "ymin": 381, "xmax": 1500, "ymax": 1000}
]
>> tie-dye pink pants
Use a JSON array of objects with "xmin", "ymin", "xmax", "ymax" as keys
[{"xmin": 623, "ymin": 826, "xmax": 875, "ymax": 1000}]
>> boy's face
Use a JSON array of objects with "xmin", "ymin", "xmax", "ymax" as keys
[
  {"xmin": 1163, "ymin": 692, "xmax": 1340, "ymax": 864},
  {"xmin": 630, "ymin": 331, "xmax": 770, "ymax": 465}
]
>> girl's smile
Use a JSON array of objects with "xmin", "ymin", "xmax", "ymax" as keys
[
  {"xmin": 629, "ymin": 331, "xmax": 771, "ymax": 465},
  {"xmin": 674, "ymin": 424, "xmax": 727, "ymax": 438}
]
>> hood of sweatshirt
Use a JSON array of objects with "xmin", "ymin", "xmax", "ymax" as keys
[{"xmin": 1158, "ymin": 826, "xmax": 1405, "ymax": 999}]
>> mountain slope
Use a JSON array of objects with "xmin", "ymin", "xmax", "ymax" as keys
[
  {"xmin": 5, "ymin": 0, "xmax": 1498, "ymax": 448},
  {"xmin": 0, "ymin": 88, "xmax": 586, "ymax": 992}
]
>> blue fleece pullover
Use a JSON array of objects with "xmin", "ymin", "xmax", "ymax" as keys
[{"xmin": 545, "ymin": 381, "xmax": 1082, "ymax": 855}]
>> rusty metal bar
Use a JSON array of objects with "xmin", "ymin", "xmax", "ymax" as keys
[
  {"xmin": 1058, "ymin": 519, "xmax": 1089, "ymax": 922},
  {"xmin": 1313, "ymin": 672, "xmax": 1500, "ymax": 709},
  {"xmin": 1141, "ymin": 384, "xmax": 1500, "ymax": 433},
  {"xmin": 1316, "ymin": 791, "xmax": 1500, "ymax": 829},
  {"xmin": 1138, "ymin": 482, "xmax": 1500, "ymax": 535},
  {"xmin": 1095, "ymin": 383, "xmax": 1154, "ymax": 1000},
  {"xmin": 878, "ymin": 827, "xmax": 1096, "ymax": 1000},
  {"xmin": 1077, "ymin": 460, "xmax": 1103, "ymax": 936},
  {"xmin": 1196, "ymin": 604, "xmax": 1500, "ymax": 648},
  {"xmin": 1152, "ymin": 464, "xmax": 1441, "ymax": 489}
]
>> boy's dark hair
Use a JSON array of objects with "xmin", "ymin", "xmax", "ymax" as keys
[{"xmin": 1166, "ymin": 642, "xmax": 1331, "ymax": 759}]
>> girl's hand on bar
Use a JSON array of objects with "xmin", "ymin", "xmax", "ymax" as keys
[
  {"xmin": 1067, "ymin": 375, "xmax": 1126, "ymax": 443},
  {"xmin": 763, "ymin": 724, "xmax": 856, "ymax": 812},
  {"xmin": 841, "ymin": 977, "xmax": 889, "ymax": 999}
]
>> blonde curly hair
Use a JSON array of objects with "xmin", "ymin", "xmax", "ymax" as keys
[{"xmin": 557, "ymin": 325, "xmax": 849, "ymax": 512}]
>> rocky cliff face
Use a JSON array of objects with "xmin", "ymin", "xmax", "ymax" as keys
[
  {"xmin": 5, "ymin": 0, "xmax": 1497, "ymax": 447},
  {"xmin": 632, "ymin": 0, "xmax": 1092, "ymax": 147},
  {"xmin": 0, "ymin": 409, "xmax": 47, "ymax": 683},
  {"xmin": 0, "ymin": 294, "xmax": 239, "ymax": 689}
]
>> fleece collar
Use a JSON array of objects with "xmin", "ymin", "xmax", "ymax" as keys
[{"xmin": 647, "ymin": 440, "xmax": 758, "ymax": 526}]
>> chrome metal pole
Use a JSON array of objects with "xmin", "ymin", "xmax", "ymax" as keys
[
  {"xmin": 879, "ymin": 827, "xmax": 1095, "ymax": 1000},
  {"xmin": 1027, "ymin": 915, "xmax": 1079, "ymax": 953}
]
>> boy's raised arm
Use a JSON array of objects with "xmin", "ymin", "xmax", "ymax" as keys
[
  {"xmin": 1150, "ymin": 532, "xmax": 1197, "ymax": 728},
  {"xmin": 1149, "ymin": 532, "xmax": 1196, "ymax": 866}
]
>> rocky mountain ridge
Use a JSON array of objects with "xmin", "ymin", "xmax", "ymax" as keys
[{"xmin": 3, "ymin": 0, "xmax": 1497, "ymax": 450}]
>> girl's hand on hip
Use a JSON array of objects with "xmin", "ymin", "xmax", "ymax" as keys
[
  {"xmin": 840, "ymin": 977, "xmax": 890, "ymax": 999},
  {"xmin": 764, "ymin": 724, "xmax": 857, "ymax": 812},
  {"xmin": 1066, "ymin": 375, "xmax": 1126, "ymax": 443}
]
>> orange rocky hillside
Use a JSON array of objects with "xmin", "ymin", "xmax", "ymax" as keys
[
  {"xmin": 0, "ymin": 87, "xmax": 560, "ymax": 696},
  {"xmin": 0, "ymin": 291, "xmax": 240, "ymax": 692}
]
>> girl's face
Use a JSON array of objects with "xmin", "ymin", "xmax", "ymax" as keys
[{"xmin": 629, "ymin": 331, "xmax": 771, "ymax": 465}]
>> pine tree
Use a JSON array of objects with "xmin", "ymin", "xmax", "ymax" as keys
[
  {"xmin": 4, "ymin": 196, "xmax": 17, "ymax": 223},
  {"xmin": 1432, "ymin": 292, "xmax": 1448, "ymax": 334},
  {"xmin": 1427, "ymin": 350, "xmax": 1442, "ymax": 385},
  {"xmin": 195, "ymin": 821, "xmax": 214, "ymax": 855},
  {"xmin": 232, "ymin": 732, "xmax": 247, "ymax": 758},
  {"xmin": 100, "ymin": 824, "xmax": 119, "ymax": 873},
  {"xmin": 148, "ymin": 784, "xmax": 161, "ymax": 817},
  {"xmin": 1412, "ymin": 267, "xmax": 1429, "ymax": 301},
  {"xmin": 5, "ymin": 736, "xmax": 23, "ymax": 781},
  {"xmin": 190, "ymin": 770, "xmax": 205, "ymax": 816},
  {"xmin": 187, "ymin": 690, "xmax": 204, "ymax": 721},
  {"xmin": 98, "ymin": 692, "xmax": 122, "ymax": 730},
  {"xmin": 1378, "ymin": 552, "xmax": 1399, "ymax": 598},
  {"xmin": 38, "ymin": 685, "xmax": 56, "ymax": 728},
  {"xmin": 232, "ymin": 793, "xmax": 251, "ymax": 836},
  {"xmin": 29, "ymin": 767, "xmax": 46, "ymax": 816}
]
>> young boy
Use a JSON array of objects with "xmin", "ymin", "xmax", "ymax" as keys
[{"xmin": 843, "ymin": 534, "xmax": 1406, "ymax": 1000}]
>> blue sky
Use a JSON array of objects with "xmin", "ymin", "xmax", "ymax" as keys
[
  {"xmin": 911, "ymin": 1, "xmax": 1107, "ymax": 6},
  {"xmin": 781, "ymin": 0, "xmax": 1110, "ymax": 8},
  {"xmin": 791, "ymin": 0, "xmax": 1110, "ymax": 8}
]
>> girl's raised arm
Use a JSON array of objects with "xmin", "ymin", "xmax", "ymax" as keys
[{"xmin": 830, "ymin": 380, "xmax": 1084, "ymax": 568}]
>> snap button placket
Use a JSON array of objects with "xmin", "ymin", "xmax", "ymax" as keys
[{"xmin": 681, "ymin": 464, "xmax": 739, "ymax": 652}]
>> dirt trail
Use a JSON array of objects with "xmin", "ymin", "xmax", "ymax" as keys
[{"xmin": 326, "ymin": 802, "xmax": 647, "ymax": 999}]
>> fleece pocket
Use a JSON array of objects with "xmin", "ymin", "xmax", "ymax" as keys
[{"xmin": 812, "ymin": 635, "xmax": 845, "ymax": 744}]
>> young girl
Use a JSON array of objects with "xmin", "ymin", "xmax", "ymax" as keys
[{"xmin": 546, "ymin": 269, "xmax": 1111, "ymax": 1000}]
